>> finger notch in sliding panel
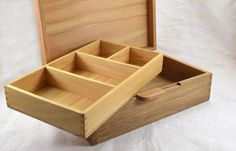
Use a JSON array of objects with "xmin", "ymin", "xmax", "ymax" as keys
[
  {"xmin": 77, "ymin": 40, "xmax": 126, "ymax": 58},
  {"xmin": 109, "ymin": 47, "xmax": 159, "ymax": 67}
]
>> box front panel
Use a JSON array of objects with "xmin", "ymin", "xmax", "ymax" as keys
[{"xmin": 5, "ymin": 85, "xmax": 85, "ymax": 137}]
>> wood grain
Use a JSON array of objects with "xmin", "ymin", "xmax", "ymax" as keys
[
  {"xmin": 35, "ymin": 86, "xmax": 95, "ymax": 111},
  {"xmin": 34, "ymin": 0, "xmax": 156, "ymax": 63},
  {"xmin": 5, "ymin": 41, "xmax": 163, "ymax": 138},
  {"xmin": 84, "ymin": 51, "xmax": 163, "ymax": 137},
  {"xmin": 109, "ymin": 47, "xmax": 160, "ymax": 67},
  {"xmin": 48, "ymin": 48, "xmax": 141, "ymax": 85},
  {"xmin": 87, "ymin": 55, "xmax": 212, "ymax": 144},
  {"xmin": 46, "ymin": 67, "xmax": 113, "ymax": 102},
  {"xmin": 79, "ymin": 40, "xmax": 126, "ymax": 58},
  {"xmin": 5, "ymin": 85, "xmax": 85, "ymax": 137}
]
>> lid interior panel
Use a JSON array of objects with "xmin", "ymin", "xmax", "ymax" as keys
[{"xmin": 35, "ymin": 0, "xmax": 156, "ymax": 63}]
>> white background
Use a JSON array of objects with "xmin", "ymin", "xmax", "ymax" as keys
[{"xmin": 1, "ymin": 0, "xmax": 236, "ymax": 150}]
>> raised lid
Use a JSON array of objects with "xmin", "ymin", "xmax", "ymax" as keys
[{"xmin": 34, "ymin": 0, "xmax": 156, "ymax": 64}]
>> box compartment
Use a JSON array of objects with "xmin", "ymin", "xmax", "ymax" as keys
[
  {"xmin": 5, "ymin": 40, "xmax": 163, "ymax": 139},
  {"xmin": 48, "ymin": 52, "xmax": 139, "ymax": 86},
  {"xmin": 10, "ymin": 67, "xmax": 113, "ymax": 112},
  {"xmin": 109, "ymin": 47, "xmax": 158, "ymax": 67},
  {"xmin": 78, "ymin": 40, "xmax": 126, "ymax": 58}
]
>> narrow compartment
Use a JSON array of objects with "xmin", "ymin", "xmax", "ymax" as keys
[
  {"xmin": 48, "ymin": 52, "xmax": 139, "ymax": 85},
  {"xmin": 10, "ymin": 67, "xmax": 113, "ymax": 111},
  {"xmin": 109, "ymin": 47, "xmax": 158, "ymax": 67},
  {"xmin": 77, "ymin": 40, "xmax": 126, "ymax": 58}
]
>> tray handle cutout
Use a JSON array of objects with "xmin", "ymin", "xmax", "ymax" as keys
[{"xmin": 136, "ymin": 82, "xmax": 182, "ymax": 101}]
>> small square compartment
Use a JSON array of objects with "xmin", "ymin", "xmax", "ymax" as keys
[
  {"xmin": 77, "ymin": 40, "xmax": 126, "ymax": 58},
  {"xmin": 10, "ymin": 67, "xmax": 113, "ymax": 112},
  {"xmin": 109, "ymin": 47, "xmax": 158, "ymax": 67},
  {"xmin": 48, "ymin": 52, "xmax": 139, "ymax": 85}
]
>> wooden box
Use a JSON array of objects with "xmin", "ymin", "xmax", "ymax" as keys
[
  {"xmin": 5, "ymin": 40, "xmax": 163, "ymax": 138},
  {"xmin": 4, "ymin": 0, "xmax": 212, "ymax": 145}
]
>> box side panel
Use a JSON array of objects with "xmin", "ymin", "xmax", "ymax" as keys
[
  {"xmin": 87, "ymin": 73, "xmax": 212, "ymax": 144},
  {"xmin": 84, "ymin": 54, "xmax": 163, "ymax": 138},
  {"xmin": 5, "ymin": 86, "xmax": 85, "ymax": 137}
]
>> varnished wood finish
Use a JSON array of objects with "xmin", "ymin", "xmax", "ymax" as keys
[
  {"xmin": 5, "ymin": 40, "xmax": 163, "ymax": 138},
  {"xmin": 6, "ymin": 0, "xmax": 212, "ymax": 145},
  {"xmin": 34, "ymin": 0, "xmax": 156, "ymax": 64},
  {"xmin": 86, "ymin": 55, "xmax": 212, "ymax": 144},
  {"xmin": 5, "ymin": 84, "xmax": 85, "ymax": 137},
  {"xmin": 48, "ymin": 51, "xmax": 140, "ymax": 85},
  {"xmin": 78, "ymin": 40, "xmax": 126, "ymax": 58},
  {"xmin": 109, "ymin": 47, "xmax": 159, "ymax": 67}
]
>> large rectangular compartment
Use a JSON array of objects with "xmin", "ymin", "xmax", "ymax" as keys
[{"xmin": 5, "ymin": 40, "xmax": 163, "ymax": 138}]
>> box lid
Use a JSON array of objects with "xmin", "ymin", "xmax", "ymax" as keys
[{"xmin": 34, "ymin": 0, "xmax": 156, "ymax": 64}]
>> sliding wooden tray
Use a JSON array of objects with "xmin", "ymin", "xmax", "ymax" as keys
[{"xmin": 5, "ymin": 40, "xmax": 163, "ymax": 138}]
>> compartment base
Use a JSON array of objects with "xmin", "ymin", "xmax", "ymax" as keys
[
  {"xmin": 35, "ymin": 87, "xmax": 95, "ymax": 111},
  {"xmin": 73, "ymin": 69, "xmax": 118, "ymax": 85}
]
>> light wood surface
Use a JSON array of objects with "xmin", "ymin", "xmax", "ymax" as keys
[
  {"xmin": 79, "ymin": 40, "xmax": 126, "ymax": 58},
  {"xmin": 5, "ymin": 38, "xmax": 212, "ymax": 144},
  {"xmin": 34, "ymin": 0, "xmax": 156, "ymax": 63},
  {"xmin": 5, "ymin": 85, "xmax": 85, "ymax": 137},
  {"xmin": 35, "ymin": 87, "xmax": 94, "ymax": 111},
  {"xmin": 48, "ymin": 50, "xmax": 140, "ymax": 85},
  {"xmin": 46, "ymin": 67, "xmax": 113, "ymax": 102},
  {"xmin": 5, "ymin": 40, "xmax": 163, "ymax": 138},
  {"xmin": 83, "ymin": 50, "xmax": 163, "ymax": 137},
  {"xmin": 109, "ymin": 47, "xmax": 159, "ymax": 67},
  {"xmin": 87, "ymin": 55, "xmax": 212, "ymax": 144}
]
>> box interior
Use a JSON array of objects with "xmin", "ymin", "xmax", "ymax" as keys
[
  {"xmin": 78, "ymin": 41, "xmax": 126, "ymax": 58},
  {"xmin": 11, "ymin": 67, "xmax": 113, "ymax": 111},
  {"xmin": 10, "ymin": 41, "xmax": 162, "ymax": 112},
  {"xmin": 140, "ymin": 56, "xmax": 205, "ymax": 91},
  {"xmin": 10, "ymin": 53, "xmax": 204, "ymax": 112},
  {"xmin": 109, "ymin": 47, "xmax": 158, "ymax": 67},
  {"xmin": 48, "ymin": 41, "xmax": 159, "ymax": 86},
  {"xmin": 48, "ymin": 52, "xmax": 140, "ymax": 86}
]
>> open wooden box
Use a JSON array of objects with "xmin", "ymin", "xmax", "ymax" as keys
[
  {"xmin": 5, "ymin": 0, "xmax": 212, "ymax": 145},
  {"xmin": 5, "ymin": 40, "xmax": 163, "ymax": 138}
]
